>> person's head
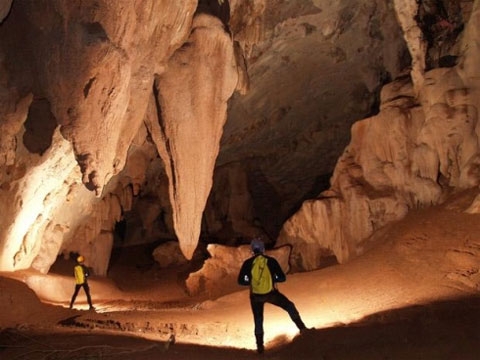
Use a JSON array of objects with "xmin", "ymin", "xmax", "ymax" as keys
[
  {"xmin": 251, "ymin": 238, "xmax": 265, "ymax": 254},
  {"xmin": 77, "ymin": 255, "xmax": 85, "ymax": 264}
]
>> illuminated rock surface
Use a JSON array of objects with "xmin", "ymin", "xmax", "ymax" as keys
[
  {"xmin": 278, "ymin": 1, "xmax": 479, "ymax": 270},
  {"xmin": 1, "ymin": 2, "xmax": 480, "ymax": 358},
  {"xmin": 0, "ymin": 0, "xmax": 477, "ymax": 278}
]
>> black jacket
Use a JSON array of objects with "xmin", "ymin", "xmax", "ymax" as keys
[{"xmin": 237, "ymin": 254, "xmax": 286, "ymax": 288}]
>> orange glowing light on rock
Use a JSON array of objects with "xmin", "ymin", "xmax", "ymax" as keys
[{"xmin": 0, "ymin": 131, "xmax": 77, "ymax": 271}]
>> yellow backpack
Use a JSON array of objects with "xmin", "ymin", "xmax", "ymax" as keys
[{"xmin": 251, "ymin": 255, "xmax": 273, "ymax": 294}]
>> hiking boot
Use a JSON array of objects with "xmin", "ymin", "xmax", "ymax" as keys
[{"xmin": 300, "ymin": 327, "xmax": 315, "ymax": 334}]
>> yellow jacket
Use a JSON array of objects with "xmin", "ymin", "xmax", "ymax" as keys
[{"xmin": 74, "ymin": 265, "xmax": 87, "ymax": 284}]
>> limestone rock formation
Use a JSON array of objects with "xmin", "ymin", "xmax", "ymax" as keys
[
  {"xmin": 0, "ymin": 1, "xmax": 237, "ymax": 272},
  {"xmin": 0, "ymin": 0, "xmax": 476, "ymax": 279},
  {"xmin": 152, "ymin": 241, "xmax": 189, "ymax": 269},
  {"xmin": 218, "ymin": 0, "xmax": 408, "ymax": 238},
  {"xmin": 279, "ymin": 1, "xmax": 479, "ymax": 271}
]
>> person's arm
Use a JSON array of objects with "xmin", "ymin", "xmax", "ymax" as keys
[
  {"xmin": 237, "ymin": 259, "xmax": 252, "ymax": 286},
  {"xmin": 268, "ymin": 257, "xmax": 286, "ymax": 283},
  {"xmin": 82, "ymin": 265, "xmax": 90, "ymax": 278}
]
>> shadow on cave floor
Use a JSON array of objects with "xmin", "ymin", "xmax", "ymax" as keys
[{"xmin": 2, "ymin": 295, "xmax": 480, "ymax": 360}]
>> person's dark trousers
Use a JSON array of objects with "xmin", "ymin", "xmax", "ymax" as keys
[
  {"xmin": 250, "ymin": 290, "xmax": 306, "ymax": 352},
  {"xmin": 69, "ymin": 283, "xmax": 93, "ymax": 309}
]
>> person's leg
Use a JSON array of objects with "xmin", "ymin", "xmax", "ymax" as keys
[
  {"xmin": 69, "ymin": 284, "xmax": 81, "ymax": 308},
  {"xmin": 250, "ymin": 295, "xmax": 265, "ymax": 353},
  {"xmin": 82, "ymin": 283, "xmax": 94, "ymax": 309},
  {"xmin": 268, "ymin": 290, "xmax": 306, "ymax": 331}
]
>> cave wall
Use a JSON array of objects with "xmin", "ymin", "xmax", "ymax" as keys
[
  {"xmin": 209, "ymin": 0, "xmax": 409, "ymax": 245},
  {"xmin": 279, "ymin": 0, "xmax": 479, "ymax": 271}
]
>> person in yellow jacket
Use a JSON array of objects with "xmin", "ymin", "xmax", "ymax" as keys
[{"xmin": 69, "ymin": 255, "xmax": 94, "ymax": 310}]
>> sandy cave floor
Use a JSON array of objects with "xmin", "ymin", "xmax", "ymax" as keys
[{"xmin": 2, "ymin": 190, "xmax": 480, "ymax": 359}]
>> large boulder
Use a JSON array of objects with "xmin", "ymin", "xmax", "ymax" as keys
[{"xmin": 152, "ymin": 241, "xmax": 189, "ymax": 268}]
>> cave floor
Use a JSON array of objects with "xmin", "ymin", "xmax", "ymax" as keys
[
  {"xmin": 1, "ymin": 295, "xmax": 480, "ymax": 360},
  {"xmin": 2, "ymin": 191, "xmax": 480, "ymax": 359}
]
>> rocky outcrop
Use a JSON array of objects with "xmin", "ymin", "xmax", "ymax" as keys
[
  {"xmin": 278, "ymin": 0, "xmax": 480, "ymax": 271},
  {"xmin": 393, "ymin": 0, "xmax": 426, "ymax": 94},
  {"xmin": 152, "ymin": 241, "xmax": 189, "ymax": 268}
]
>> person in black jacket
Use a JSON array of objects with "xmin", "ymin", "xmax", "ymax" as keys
[{"xmin": 237, "ymin": 239, "xmax": 307, "ymax": 354}]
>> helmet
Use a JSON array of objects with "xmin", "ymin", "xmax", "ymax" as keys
[
  {"xmin": 77, "ymin": 255, "xmax": 85, "ymax": 263},
  {"xmin": 251, "ymin": 238, "xmax": 265, "ymax": 254}
]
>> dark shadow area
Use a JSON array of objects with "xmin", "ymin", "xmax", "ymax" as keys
[
  {"xmin": 0, "ymin": 329, "xmax": 253, "ymax": 360},
  {"xmin": 109, "ymin": 241, "xmax": 159, "ymax": 271},
  {"xmin": 246, "ymin": 165, "xmax": 283, "ymax": 241},
  {"xmin": 284, "ymin": 172, "xmax": 333, "ymax": 226},
  {"xmin": 270, "ymin": 295, "xmax": 480, "ymax": 360},
  {"xmin": 49, "ymin": 252, "xmax": 80, "ymax": 276},
  {"xmin": 0, "ymin": 328, "xmax": 257, "ymax": 360},
  {"xmin": 2, "ymin": 295, "xmax": 480, "ymax": 359},
  {"xmin": 196, "ymin": 0, "xmax": 230, "ymax": 30},
  {"xmin": 23, "ymin": 98, "xmax": 57, "ymax": 155},
  {"xmin": 113, "ymin": 218, "xmax": 127, "ymax": 246}
]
